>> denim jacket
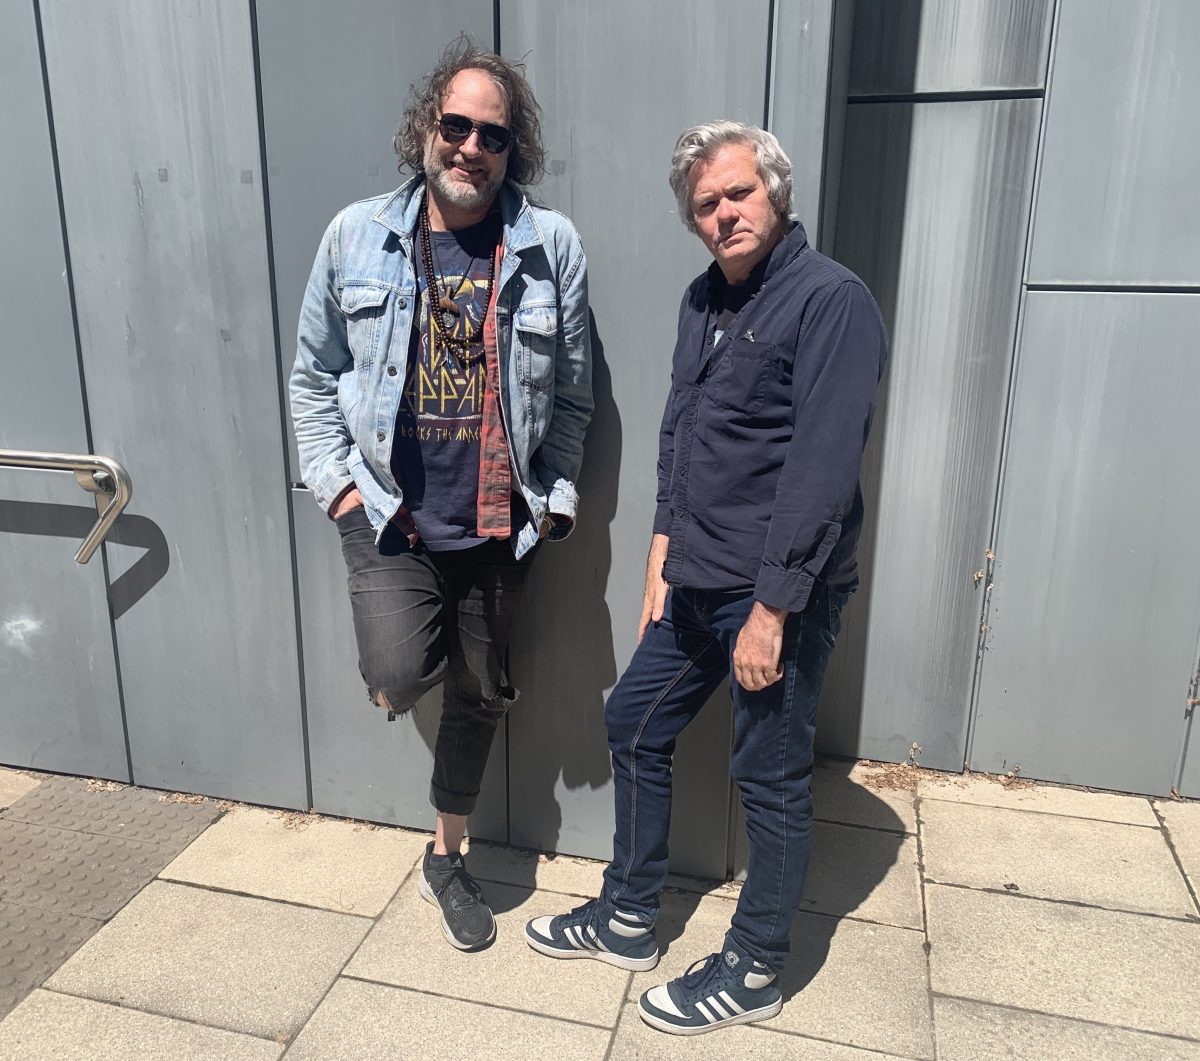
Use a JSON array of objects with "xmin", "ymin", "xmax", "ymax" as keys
[{"xmin": 289, "ymin": 178, "xmax": 593, "ymax": 558}]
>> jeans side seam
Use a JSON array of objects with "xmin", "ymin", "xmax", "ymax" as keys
[
  {"xmin": 611, "ymin": 641, "xmax": 716, "ymax": 906},
  {"xmin": 764, "ymin": 632, "xmax": 803, "ymax": 954}
]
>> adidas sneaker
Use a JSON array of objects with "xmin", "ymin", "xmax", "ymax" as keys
[
  {"xmin": 525, "ymin": 897, "xmax": 659, "ymax": 972},
  {"xmin": 637, "ymin": 943, "xmax": 782, "ymax": 1035}
]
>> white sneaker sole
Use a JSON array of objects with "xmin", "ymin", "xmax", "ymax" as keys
[
  {"xmin": 524, "ymin": 926, "xmax": 659, "ymax": 972},
  {"xmin": 418, "ymin": 871, "xmax": 496, "ymax": 952},
  {"xmin": 638, "ymin": 997, "xmax": 783, "ymax": 1035}
]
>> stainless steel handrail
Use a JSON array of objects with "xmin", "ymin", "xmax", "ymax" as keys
[{"xmin": 0, "ymin": 448, "xmax": 133, "ymax": 564}]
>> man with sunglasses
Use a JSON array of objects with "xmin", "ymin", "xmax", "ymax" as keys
[{"xmin": 290, "ymin": 38, "xmax": 591, "ymax": 952}]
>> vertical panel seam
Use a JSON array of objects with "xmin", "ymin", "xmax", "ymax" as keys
[
  {"xmin": 815, "ymin": 0, "xmax": 846, "ymax": 251},
  {"xmin": 762, "ymin": 0, "xmax": 778, "ymax": 128},
  {"xmin": 248, "ymin": 0, "xmax": 314, "ymax": 811},
  {"xmin": 963, "ymin": 0, "xmax": 1064, "ymax": 770},
  {"xmin": 33, "ymin": 0, "xmax": 135, "ymax": 785},
  {"xmin": 493, "ymin": 0, "xmax": 501, "ymax": 54}
]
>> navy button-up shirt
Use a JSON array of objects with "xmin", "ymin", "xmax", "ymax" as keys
[{"xmin": 654, "ymin": 223, "xmax": 887, "ymax": 613}]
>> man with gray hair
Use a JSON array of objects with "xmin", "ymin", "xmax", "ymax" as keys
[{"xmin": 525, "ymin": 121, "xmax": 886, "ymax": 1034}]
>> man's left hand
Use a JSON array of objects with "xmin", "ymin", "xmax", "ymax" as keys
[{"xmin": 733, "ymin": 601, "xmax": 789, "ymax": 691}]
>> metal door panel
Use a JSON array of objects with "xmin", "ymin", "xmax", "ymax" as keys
[
  {"xmin": 1028, "ymin": 0, "xmax": 1200, "ymax": 285},
  {"xmin": 1181, "ymin": 707, "xmax": 1200, "ymax": 798},
  {"xmin": 849, "ymin": 0, "xmax": 1053, "ymax": 95},
  {"xmin": 0, "ymin": 1, "xmax": 125, "ymax": 779},
  {"xmin": 39, "ymin": 0, "xmax": 306, "ymax": 805},
  {"xmin": 768, "ymin": 1, "xmax": 840, "ymax": 246},
  {"xmin": 255, "ymin": 0, "xmax": 494, "ymax": 482},
  {"xmin": 500, "ymin": 0, "xmax": 772, "ymax": 873},
  {"xmin": 971, "ymin": 293, "xmax": 1200, "ymax": 795},
  {"xmin": 826, "ymin": 100, "xmax": 1040, "ymax": 769},
  {"xmin": 292, "ymin": 490, "xmax": 506, "ymax": 839}
]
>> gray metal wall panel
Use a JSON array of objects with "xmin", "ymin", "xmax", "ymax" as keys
[
  {"xmin": 826, "ymin": 99, "xmax": 1040, "ymax": 769},
  {"xmin": 849, "ymin": 0, "xmax": 1053, "ymax": 95},
  {"xmin": 0, "ymin": 2, "xmax": 125, "ymax": 779},
  {"xmin": 40, "ymin": 0, "xmax": 306, "ymax": 806},
  {"xmin": 1182, "ymin": 693, "xmax": 1200, "ymax": 797},
  {"xmin": 971, "ymin": 293, "xmax": 1200, "ymax": 796},
  {"xmin": 292, "ymin": 490, "xmax": 506, "ymax": 838},
  {"xmin": 501, "ymin": 0, "xmax": 773, "ymax": 874},
  {"xmin": 256, "ymin": 0, "xmax": 494, "ymax": 483},
  {"xmin": 768, "ymin": 1, "xmax": 836, "ymax": 244},
  {"xmin": 1028, "ymin": 0, "xmax": 1200, "ymax": 286}
]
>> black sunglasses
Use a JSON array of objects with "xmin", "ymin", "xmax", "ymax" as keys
[{"xmin": 437, "ymin": 112, "xmax": 512, "ymax": 154}]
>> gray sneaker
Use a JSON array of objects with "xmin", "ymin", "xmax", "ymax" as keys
[{"xmin": 417, "ymin": 841, "xmax": 496, "ymax": 951}]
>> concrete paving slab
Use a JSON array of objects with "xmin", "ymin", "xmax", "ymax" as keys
[
  {"xmin": 628, "ymin": 891, "xmax": 934, "ymax": 1059},
  {"xmin": 921, "ymin": 799, "xmax": 1196, "ymax": 917},
  {"xmin": 803, "ymin": 822, "xmax": 922, "ymax": 929},
  {"xmin": 464, "ymin": 840, "xmax": 604, "ymax": 899},
  {"xmin": 0, "ymin": 819, "xmax": 169, "ymax": 921},
  {"xmin": 815, "ymin": 760, "xmax": 918, "ymax": 834},
  {"xmin": 287, "ymin": 976, "xmax": 611, "ymax": 1060},
  {"xmin": 45, "ymin": 880, "xmax": 369, "ymax": 1039},
  {"xmin": 927, "ymin": 884, "xmax": 1200, "ymax": 1038},
  {"xmin": 0, "ymin": 776, "xmax": 219, "ymax": 850},
  {"xmin": 160, "ymin": 807, "xmax": 427, "ymax": 916},
  {"xmin": 1156, "ymin": 800, "xmax": 1200, "ymax": 908},
  {"xmin": 0, "ymin": 901, "xmax": 100, "ymax": 1019},
  {"xmin": 918, "ymin": 773, "xmax": 1158, "ymax": 827},
  {"xmin": 935, "ymin": 996, "xmax": 1200, "ymax": 1061},
  {"xmin": 609, "ymin": 999, "xmax": 918, "ymax": 1059},
  {"xmin": 0, "ymin": 770, "xmax": 41, "ymax": 811},
  {"xmin": 346, "ymin": 880, "xmax": 629, "ymax": 1029},
  {"xmin": 0, "ymin": 990, "xmax": 284, "ymax": 1061}
]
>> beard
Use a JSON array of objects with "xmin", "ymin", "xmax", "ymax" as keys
[{"xmin": 423, "ymin": 138, "xmax": 506, "ymax": 212}]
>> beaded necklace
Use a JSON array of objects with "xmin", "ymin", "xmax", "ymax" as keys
[{"xmin": 417, "ymin": 198, "xmax": 498, "ymax": 369}]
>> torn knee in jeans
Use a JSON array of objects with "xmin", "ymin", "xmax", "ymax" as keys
[
  {"xmin": 484, "ymin": 685, "xmax": 519, "ymax": 718},
  {"xmin": 371, "ymin": 687, "xmax": 413, "ymax": 721}
]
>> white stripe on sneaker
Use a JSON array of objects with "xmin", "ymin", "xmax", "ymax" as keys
[
  {"xmin": 608, "ymin": 917, "xmax": 649, "ymax": 939},
  {"xmin": 718, "ymin": 990, "xmax": 745, "ymax": 1014},
  {"xmin": 694, "ymin": 999, "xmax": 718, "ymax": 1024},
  {"xmin": 706, "ymin": 996, "xmax": 730, "ymax": 1020}
]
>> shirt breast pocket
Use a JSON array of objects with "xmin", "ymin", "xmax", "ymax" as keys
[
  {"xmin": 706, "ymin": 339, "xmax": 780, "ymax": 415},
  {"xmin": 339, "ymin": 283, "xmax": 390, "ymax": 369},
  {"xmin": 513, "ymin": 303, "xmax": 558, "ymax": 393}
]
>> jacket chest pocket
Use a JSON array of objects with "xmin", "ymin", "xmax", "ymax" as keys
[
  {"xmin": 339, "ymin": 283, "xmax": 390, "ymax": 369},
  {"xmin": 704, "ymin": 338, "xmax": 780, "ymax": 415},
  {"xmin": 513, "ymin": 304, "xmax": 558, "ymax": 393}
]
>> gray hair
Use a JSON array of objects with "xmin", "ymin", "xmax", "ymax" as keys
[{"xmin": 668, "ymin": 121, "xmax": 796, "ymax": 233}]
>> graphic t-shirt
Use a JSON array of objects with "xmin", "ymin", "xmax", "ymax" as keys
[{"xmin": 391, "ymin": 215, "xmax": 500, "ymax": 551}]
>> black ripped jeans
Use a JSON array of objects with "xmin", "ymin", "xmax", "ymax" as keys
[{"xmin": 336, "ymin": 506, "xmax": 536, "ymax": 815}]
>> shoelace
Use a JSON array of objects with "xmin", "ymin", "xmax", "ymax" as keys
[
  {"xmin": 678, "ymin": 952, "xmax": 726, "ymax": 1000},
  {"xmin": 561, "ymin": 897, "xmax": 606, "ymax": 935},
  {"xmin": 436, "ymin": 863, "xmax": 484, "ymax": 911}
]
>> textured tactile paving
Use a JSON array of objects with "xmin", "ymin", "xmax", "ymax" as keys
[
  {"xmin": 0, "ymin": 777, "xmax": 219, "ymax": 852},
  {"xmin": 0, "ymin": 900, "xmax": 100, "ymax": 1019},
  {"xmin": 0, "ymin": 820, "xmax": 166, "ymax": 921}
]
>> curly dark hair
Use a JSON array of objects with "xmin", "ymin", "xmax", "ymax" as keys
[{"xmin": 394, "ymin": 35, "xmax": 545, "ymax": 187}]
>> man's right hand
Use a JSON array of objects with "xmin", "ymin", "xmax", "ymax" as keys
[
  {"xmin": 638, "ymin": 534, "xmax": 671, "ymax": 643},
  {"xmin": 330, "ymin": 487, "xmax": 364, "ymax": 521}
]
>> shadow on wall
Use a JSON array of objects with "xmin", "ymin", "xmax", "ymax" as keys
[
  {"xmin": 820, "ymin": 0, "xmax": 920, "ymax": 761},
  {"xmin": 407, "ymin": 312, "xmax": 620, "ymax": 909},
  {"xmin": 0, "ymin": 500, "xmax": 170, "ymax": 620}
]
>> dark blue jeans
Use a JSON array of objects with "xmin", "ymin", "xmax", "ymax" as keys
[{"xmin": 600, "ymin": 584, "xmax": 846, "ymax": 970}]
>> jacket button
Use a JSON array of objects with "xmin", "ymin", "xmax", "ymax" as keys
[
  {"xmin": 398, "ymin": 297, "xmax": 407, "ymax": 309},
  {"xmin": 387, "ymin": 365, "xmax": 397, "ymax": 376},
  {"xmin": 376, "ymin": 430, "xmax": 386, "ymax": 441}
]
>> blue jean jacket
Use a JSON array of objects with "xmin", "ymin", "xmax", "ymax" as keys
[{"xmin": 289, "ymin": 177, "xmax": 593, "ymax": 558}]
